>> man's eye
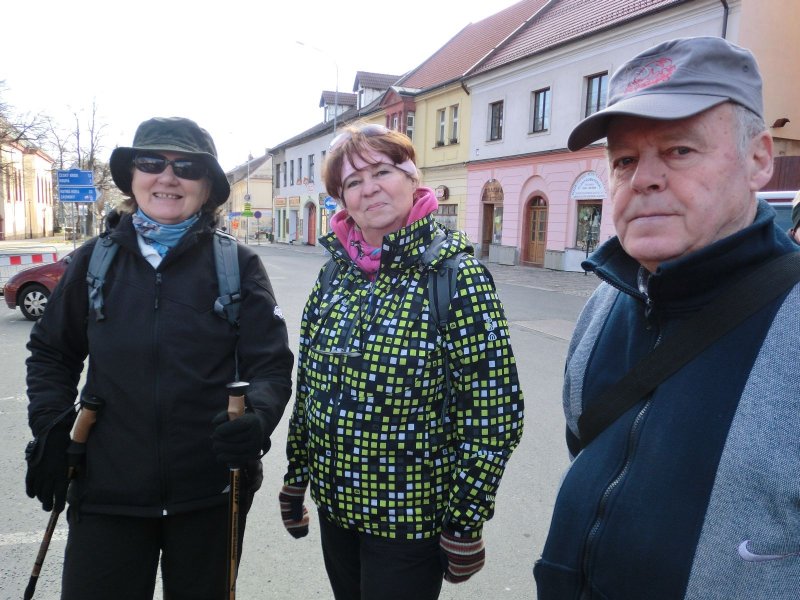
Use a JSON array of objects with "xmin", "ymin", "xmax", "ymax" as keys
[
  {"xmin": 345, "ymin": 179, "xmax": 360, "ymax": 188},
  {"xmin": 673, "ymin": 146, "xmax": 692, "ymax": 156},
  {"xmin": 613, "ymin": 157, "xmax": 635, "ymax": 168}
]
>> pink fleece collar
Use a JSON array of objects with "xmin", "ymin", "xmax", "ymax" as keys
[{"xmin": 330, "ymin": 187, "xmax": 439, "ymax": 280}]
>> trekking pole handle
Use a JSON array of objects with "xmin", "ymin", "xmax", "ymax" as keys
[{"xmin": 226, "ymin": 382, "xmax": 249, "ymax": 421}]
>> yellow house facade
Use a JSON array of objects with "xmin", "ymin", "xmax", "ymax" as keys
[{"xmin": 412, "ymin": 84, "xmax": 472, "ymax": 232}]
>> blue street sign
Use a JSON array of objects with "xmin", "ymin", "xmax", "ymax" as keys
[
  {"xmin": 323, "ymin": 196, "xmax": 337, "ymax": 210},
  {"xmin": 60, "ymin": 187, "xmax": 98, "ymax": 202},
  {"xmin": 253, "ymin": 210, "xmax": 262, "ymax": 219},
  {"xmin": 58, "ymin": 169, "xmax": 94, "ymax": 187}
]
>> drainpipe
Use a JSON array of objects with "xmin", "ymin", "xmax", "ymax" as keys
[{"xmin": 719, "ymin": 0, "xmax": 729, "ymax": 38}]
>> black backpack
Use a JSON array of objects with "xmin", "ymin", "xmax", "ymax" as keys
[{"xmin": 85, "ymin": 230, "xmax": 241, "ymax": 326}]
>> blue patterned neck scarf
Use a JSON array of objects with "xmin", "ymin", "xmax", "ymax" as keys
[{"xmin": 132, "ymin": 209, "xmax": 200, "ymax": 257}]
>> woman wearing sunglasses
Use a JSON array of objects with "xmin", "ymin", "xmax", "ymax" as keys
[
  {"xmin": 279, "ymin": 123, "xmax": 524, "ymax": 599},
  {"xmin": 25, "ymin": 116, "xmax": 294, "ymax": 599}
]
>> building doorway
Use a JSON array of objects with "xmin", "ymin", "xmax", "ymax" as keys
[
  {"xmin": 306, "ymin": 203, "xmax": 316, "ymax": 245},
  {"xmin": 480, "ymin": 179, "xmax": 504, "ymax": 258},
  {"xmin": 524, "ymin": 196, "xmax": 548, "ymax": 266}
]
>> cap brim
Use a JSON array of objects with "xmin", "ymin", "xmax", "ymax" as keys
[
  {"xmin": 567, "ymin": 93, "xmax": 729, "ymax": 151},
  {"xmin": 110, "ymin": 146, "xmax": 230, "ymax": 208}
]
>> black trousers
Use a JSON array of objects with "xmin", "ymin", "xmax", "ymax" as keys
[
  {"xmin": 318, "ymin": 511, "xmax": 445, "ymax": 600},
  {"xmin": 60, "ymin": 499, "xmax": 251, "ymax": 600}
]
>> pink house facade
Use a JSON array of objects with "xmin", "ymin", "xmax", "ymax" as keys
[
  {"xmin": 462, "ymin": 0, "xmax": 748, "ymax": 271},
  {"xmin": 467, "ymin": 148, "xmax": 613, "ymax": 270}
]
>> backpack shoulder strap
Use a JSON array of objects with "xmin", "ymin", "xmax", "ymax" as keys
[
  {"xmin": 213, "ymin": 231, "xmax": 241, "ymax": 327},
  {"xmin": 577, "ymin": 251, "xmax": 800, "ymax": 450},
  {"xmin": 86, "ymin": 236, "xmax": 119, "ymax": 322},
  {"xmin": 423, "ymin": 234, "xmax": 469, "ymax": 420},
  {"xmin": 318, "ymin": 257, "xmax": 342, "ymax": 297},
  {"xmin": 428, "ymin": 251, "xmax": 465, "ymax": 332}
]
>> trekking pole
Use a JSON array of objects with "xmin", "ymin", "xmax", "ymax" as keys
[
  {"xmin": 225, "ymin": 381, "xmax": 249, "ymax": 600},
  {"xmin": 24, "ymin": 394, "xmax": 104, "ymax": 600}
]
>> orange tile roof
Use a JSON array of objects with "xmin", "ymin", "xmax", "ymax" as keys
[
  {"xmin": 470, "ymin": 0, "xmax": 690, "ymax": 75},
  {"xmin": 398, "ymin": 0, "xmax": 551, "ymax": 90}
]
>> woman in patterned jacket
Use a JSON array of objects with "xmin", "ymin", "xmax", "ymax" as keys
[{"xmin": 279, "ymin": 123, "xmax": 524, "ymax": 600}]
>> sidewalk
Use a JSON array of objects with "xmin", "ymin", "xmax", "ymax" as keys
[
  {"xmin": 0, "ymin": 236, "xmax": 602, "ymax": 299},
  {"xmin": 264, "ymin": 240, "xmax": 602, "ymax": 298}
]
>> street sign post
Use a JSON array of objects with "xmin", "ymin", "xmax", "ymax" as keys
[
  {"xmin": 323, "ymin": 196, "xmax": 337, "ymax": 211},
  {"xmin": 59, "ymin": 187, "xmax": 99, "ymax": 202},
  {"xmin": 57, "ymin": 170, "xmax": 97, "ymax": 250},
  {"xmin": 57, "ymin": 169, "xmax": 94, "ymax": 187}
]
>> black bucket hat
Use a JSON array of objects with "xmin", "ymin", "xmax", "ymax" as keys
[{"xmin": 110, "ymin": 117, "xmax": 230, "ymax": 207}]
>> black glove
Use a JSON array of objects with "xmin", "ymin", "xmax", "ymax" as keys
[
  {"xmin": 25, "ymin": 423, "xmax": 72, "ymax": 512},
  {"xmin": 211, "ymin": 412, "xmax": 270, "ymax": 465}
]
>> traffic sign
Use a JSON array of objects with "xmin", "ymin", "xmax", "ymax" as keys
[
  {"xmin": 253, "ymin": 211, "xmax": 262, "ymax": 219},
  {"xmin": 58, "ymin": 169, "xmax": 94, "ymax": 187},
  {"xmin": 323, "ymin": 196, "xmax": 337, "ymax": 210},
  {"xmin": 59, "ymin": 187, "xmax": 98, "ymax": 202}
]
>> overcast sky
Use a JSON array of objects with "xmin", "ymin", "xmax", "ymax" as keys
[{"xmin": 3, "ymin": 0, "xmax": 521, "ymax": 170}]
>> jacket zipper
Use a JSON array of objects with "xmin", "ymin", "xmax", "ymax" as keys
[
  {"xmin": 153, "ymin": 272, "xmax": 168, "ymax": 516},
  {"xmin": 578, "ymin": 400, "xmax": 652, "ymax": 599},
  {"xmin": 578, "ymin": 316, "xmax": 663, "ymax": 599}
]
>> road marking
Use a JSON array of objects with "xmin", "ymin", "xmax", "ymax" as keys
[
  {"xmin": 513, "ymin": 319, "xmax": 575, "ymax": 341},
  {"xmin": 0, "ymin": 527, "xmax": 68, "ymax": 546}
]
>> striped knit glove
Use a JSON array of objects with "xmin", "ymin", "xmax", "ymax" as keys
[
  {"xmin": 440, "ymin": 530, "xmax": 486, "ymax": 583},
  {"xmin": 278, "ymin": 484, "xmax": 310, "ymax": 539}
]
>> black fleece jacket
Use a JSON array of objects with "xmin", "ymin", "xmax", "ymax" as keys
[{"xmin": 27, "ymin": 212, "xmax": 293, "ymax": 517}]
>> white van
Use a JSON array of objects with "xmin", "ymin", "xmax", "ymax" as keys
[{"xmin": 757, "ymin": 190, "xmax": 798, "ymax": 233}]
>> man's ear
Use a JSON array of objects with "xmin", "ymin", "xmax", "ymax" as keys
[{"xmin": 748, "ymin": 131, "xmax": 774, "ymax": 191}]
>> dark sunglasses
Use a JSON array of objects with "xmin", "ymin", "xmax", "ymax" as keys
[{"xmin": 133, "ymin": 154, "xmax": 208, "ymax": 180}]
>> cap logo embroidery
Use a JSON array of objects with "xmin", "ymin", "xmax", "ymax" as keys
[{"xmin": 623, "ymin": 58, "xmax": 676, "ymax": 94}]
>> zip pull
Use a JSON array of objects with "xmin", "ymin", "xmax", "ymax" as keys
[{"xmin": 154, "ymin": 273, "xmax": 162, "ymax": 310}]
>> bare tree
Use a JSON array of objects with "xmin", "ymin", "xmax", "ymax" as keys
[{"xmin": 0, "ymin": 80, "xmax": 48, "ymax": 174}]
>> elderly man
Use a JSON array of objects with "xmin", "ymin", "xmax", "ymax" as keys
[{"xmin": 534, "ymin": 37, "xmax": 800, "ymax": 599}]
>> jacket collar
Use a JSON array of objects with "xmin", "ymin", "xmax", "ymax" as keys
[
  {"xmin": 584, "ymin": 199, "xmax": 797, "ymax": 310},
  {"xmin": 320, "ymin": 214, "xmax": 471, "ymax": 276}
]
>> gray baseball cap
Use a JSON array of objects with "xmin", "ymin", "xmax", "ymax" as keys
[{"xmin": 568, "ymin": 36, "xmax": 764, "ymax": 151}]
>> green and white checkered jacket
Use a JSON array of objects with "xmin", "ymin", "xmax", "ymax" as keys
[{"xmin": 284, "ymin": 215, "xmax": 524, "ymax": 540}]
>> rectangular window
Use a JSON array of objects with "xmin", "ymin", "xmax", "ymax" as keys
[
  {"xmin": 434, "ymin": 203, "xmax": 458, "ymax": 230},
  {"xmin": 290, "ymin": 160, "xmax": 294, "ymax": 187},
  {"xmin": 450, "ymin": 105, "xmax": 459, "ymax": 143},
  {"xmin": 308, "ymin": 154, "xmax": 315, "ymax": 183},
  {"xmin": 585, "ymin": 72, "xmax": 608, "ymax": 117},
  {"xmin": 297, "ymin": 157, "xmax": 303, "ymax": 184},
  {"xmin": 282, "ymin": 162, "xmax": 287, "ymax": 187},
  {"xmin": 437, "ymin": 109, "xmax": 446, "ymax": 145},
  {"xmin": 392, "ymin": 114, "xmax": 399, "ymax": 130},
  {"xmin": 575, "ymin": 202, "xmax": 603, "ymax": 251},
  {"xmin": 531, "ymin": 88, "xmax": 551, "ymax": 132},
  {"xmin": 406, "ymin": 112, "xmax": 415, "ymax": 140},
  {"xmin": 489, "ymin": 101, "xmax": 504, "ymax": 141},
  {"xmin": 275, "ymin": 164, "xmax": 281, "ymax": 189}
]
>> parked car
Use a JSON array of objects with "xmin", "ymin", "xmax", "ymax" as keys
[
  {"xmin": 2, "ymin": 253, "xmax": 73, "ymax": 320},
  {"xmin": 758, "ymin": 190, "xmax": 798, "ymax": 233}
]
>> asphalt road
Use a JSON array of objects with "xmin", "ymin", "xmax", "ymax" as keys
[{"xmin": 0, "ymin": 240, "xmax": 599, "ymax": 599}]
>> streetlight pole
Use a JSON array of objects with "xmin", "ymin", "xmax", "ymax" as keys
[{"xmin": 295, "ymin": 41, "xmax": 339, "ymax": 135}]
